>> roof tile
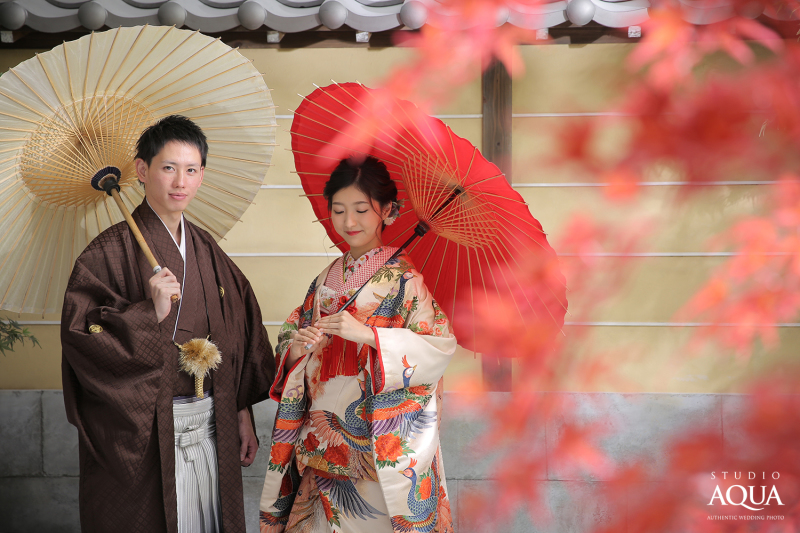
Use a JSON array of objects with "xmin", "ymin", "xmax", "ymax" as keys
[{"xmin": 0, "ymin": 0, "xmax": 787, "ymax": 34}]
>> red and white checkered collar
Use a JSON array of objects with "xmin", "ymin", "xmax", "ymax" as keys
[{"xmin": 322, "ymin": 246, "xmax": 399, "ymax": 312}]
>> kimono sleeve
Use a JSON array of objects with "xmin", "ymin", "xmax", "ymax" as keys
[
  {"xmin": 371, "ymin": 270, "xmax": 457, "ymax": 394},
  {"xmin": 260, "ymin": 284, "xmax": 317, "ymax": 519},
  {"xmin": 60, "ymin": 249, "xmax": 174, "ymax": 481},
  {"xmin": 269, "ymin": 277, "xmax": 317, "ymax": 401},
  {"xmin": 232, "ymin": 274, "xmax": 276, "ymax": 411}
]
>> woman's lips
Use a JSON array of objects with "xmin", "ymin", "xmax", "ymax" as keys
[{"xmin": 346, "ymin": 231, "xmax": 361, "ymax": 236}]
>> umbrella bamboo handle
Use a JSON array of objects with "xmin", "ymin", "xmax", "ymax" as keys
[
  {"xmin": 108, "ymin": 188, "xmax": 180, "ymax": 304},
  {"xmin": 109, "ymin": 189, "xmax": 160, "ymax": 271}
]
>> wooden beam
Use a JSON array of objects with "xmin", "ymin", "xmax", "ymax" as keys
[
  {"xmin": 482, "ymin": 60, "xmax": 512, "ymax": 181},
  {"xmin": 0, "ymin": 22, "xmax": 647, "ymax": 51},
  {"xmin": 481, "ymin": 59, "xmax": 513, "ymax": 392},
  {"xmin": 0, "ymin": 28, "xmax": 402, "ymax": 50}
]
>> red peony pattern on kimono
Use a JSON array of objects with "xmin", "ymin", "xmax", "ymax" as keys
[
  {"xmin": 270, "ymin": 442, "xmax": 294, "ymax": 467},
  {"xmin": 286, "ymin": 307, "xmax": 301, "ymax": 324},
  {"xmin": 407, "ymin": 385, "xmax": 431, "ymax": 396},
  {"xmin": 303, "ymin": 432, "xmax": 320, "ymax": 452},
  {"xmin": 320, "ymin": 492, "xmax": 335, "ymax": 521},
  {"xmin": 372, "ymin": 314, "xmax": 406, "ymax": 328},
  {"xmin": 375, "ymin": 434, "xmax": 404, "ymax": 463},
  {"xmin": 418, "ymin": 476, "xmax": 432, "ymax": 500},
  {"xmin": 322, "ymin": 443, "xmax": 350, "ymax": 467}
]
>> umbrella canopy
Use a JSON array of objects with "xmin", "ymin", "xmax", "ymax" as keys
[
  {"xmin": 0, "ymin": 25, "xmax": 276, "ymax": 314},
  {"xmin": 291, "ymin": 82, "xmax": 567, "ymax": 353}
]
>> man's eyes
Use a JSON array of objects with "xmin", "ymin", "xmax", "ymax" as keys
[{"xmin": 161, "ymin": 166, "xmax": 199, "ymax": 172}]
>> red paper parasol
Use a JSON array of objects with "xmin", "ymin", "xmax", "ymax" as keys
[{"xmin": 291, "ymin": 82, "xmax": 566, "ymax": 354}]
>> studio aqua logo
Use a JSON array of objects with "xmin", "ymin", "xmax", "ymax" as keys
[{"xmin": 708, "ymin": 472, "xmax": 785, "ymax": 511}]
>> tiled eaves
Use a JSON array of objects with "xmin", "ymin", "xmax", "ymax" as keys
[{"xmin": 0, "ymin": 0, "xmax": 795, "ymax": 36}]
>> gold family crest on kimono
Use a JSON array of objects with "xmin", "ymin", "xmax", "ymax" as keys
[{"xmin": 260, "ymin": 247, "xmax": 457, "ymax": 533}]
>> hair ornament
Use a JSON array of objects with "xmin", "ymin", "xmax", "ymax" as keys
[{"xmin": 384, "ymin": 199, "xmax": 404, "ymax": 226}]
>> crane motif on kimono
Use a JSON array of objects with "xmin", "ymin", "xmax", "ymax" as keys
[
  {"xmin": 391, "ymin": 457, "xmax": 443, "ymax": 532},
  {"xmin": 365, "ymin": 355, "xmax": 437, "ymax": 439}
]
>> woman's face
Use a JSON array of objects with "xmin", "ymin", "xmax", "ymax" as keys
[{"xmin": 330, "ymin": 185, "xmax": 391, "ymax": 258}]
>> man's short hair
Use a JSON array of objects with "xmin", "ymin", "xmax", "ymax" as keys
[{"xmin": 135, "ymin": 115, "xmax": 209, "ymax": 167}]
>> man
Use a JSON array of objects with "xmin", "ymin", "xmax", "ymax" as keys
[{"xmin": 61, "ymin": 115, "xmax": 275, "ymax": 533}]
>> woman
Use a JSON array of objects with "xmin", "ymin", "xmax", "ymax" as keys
[{"xmin": 259, "ymin": 156, "xmax": 457, "ymax": 533}]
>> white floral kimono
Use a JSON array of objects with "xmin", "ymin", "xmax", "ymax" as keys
[{"xmin": 259, "ymin": 246, "xmax": 457, "ymax": 533}]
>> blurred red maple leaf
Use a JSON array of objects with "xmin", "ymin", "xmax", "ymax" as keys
[{"xmin": 681, "ymin": 176, "xmax": 800, "ymax": 353}]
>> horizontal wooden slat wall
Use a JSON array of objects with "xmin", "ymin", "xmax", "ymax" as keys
[
  {"xmin": 508, "ymin": 44, "xmax": 785, "ymax": 392},
  {"xmin": 1, "ymin": 44, "xmax": 789, "ymax": 392}
]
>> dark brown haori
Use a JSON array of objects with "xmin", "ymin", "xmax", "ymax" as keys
[{"xmin": 62, "ymin": 200, "xmax": 275, "ymax": 533}]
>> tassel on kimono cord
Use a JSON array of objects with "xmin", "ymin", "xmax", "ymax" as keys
[
  {"xmin": 175, "ymin": 337, "xmax": 222, "ymax": 398},
  {"xmin": 319, "ymin": 334, "xmax": 360, "ymax": 382}
]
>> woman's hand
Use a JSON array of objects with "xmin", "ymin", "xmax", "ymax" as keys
[
  {"xmin": 316, "ymin": 311, "xmax": 376, "ymax": 349},
  {"xmin": 285, "ymin": 326, "xmax": 323, "ymax": 370},
  {"xmin": 238, "ymin": 408, "xmax": 257, "ymax": 467}
]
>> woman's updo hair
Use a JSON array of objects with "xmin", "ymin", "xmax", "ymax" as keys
[{"xmin": 323, "ymin": 156, "xmax": 398, "ymax": 212}]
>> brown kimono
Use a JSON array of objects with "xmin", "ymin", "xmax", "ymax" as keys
[{"xmin": 61, "ymin": 200, "xmax": 275, "ymax": 533}]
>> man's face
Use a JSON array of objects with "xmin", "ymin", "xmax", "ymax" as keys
[{"xmin": 136, "ymin": 140, "xmax": 204, "ymax": 218}]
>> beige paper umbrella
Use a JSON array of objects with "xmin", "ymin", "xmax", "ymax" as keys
[{"xmin": 0, "ymin": 25, "xmax": 276, "ymax": 315}]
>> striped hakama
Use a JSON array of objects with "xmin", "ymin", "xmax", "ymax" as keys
[{"xmin": 173, "ymin": 394, "xmax": 221, "ymax": 533}]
